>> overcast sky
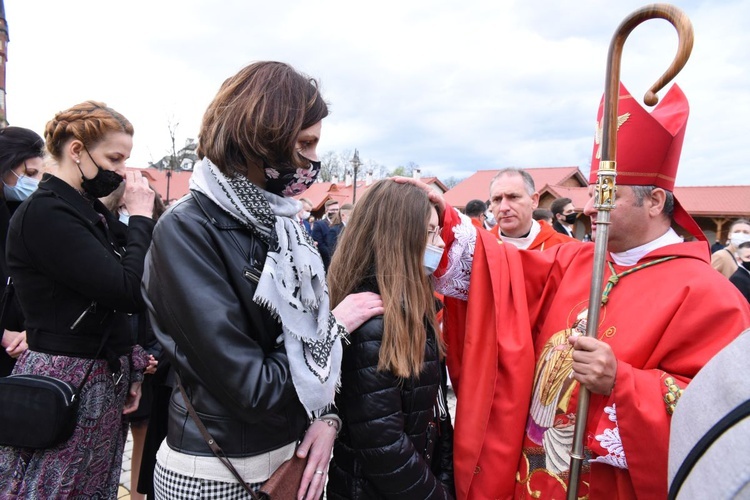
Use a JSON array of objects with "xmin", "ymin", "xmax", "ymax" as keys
[{"xmin": 5, "ymin": 0, "xmax": 748, "ymax": 186}]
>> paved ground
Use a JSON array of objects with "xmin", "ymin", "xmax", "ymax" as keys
[{"xmin": 118, "ymin": 388, "xmax": 457, "ymax": 498}]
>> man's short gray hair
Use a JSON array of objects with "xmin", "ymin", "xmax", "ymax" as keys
[
  {"xmin": 490, "ymin": 168, "xmax": 536, "ymax": 196},
  {"xmin": 630, "ymin": 185, "xmax": 675, "ymax": 218}
]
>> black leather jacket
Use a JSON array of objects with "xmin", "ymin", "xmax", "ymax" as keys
[
  {"xmin": 143, "ymin": 191, "xmax": 308, "ymax": 457},
  {"xmin": 327, "ymin": 301, "xmax": 455, "ymax": 499}
]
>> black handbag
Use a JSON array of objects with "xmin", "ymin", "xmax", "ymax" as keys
[{"xmin": 0, "ymin": 279, "xmax": 110, "ymax": 449}]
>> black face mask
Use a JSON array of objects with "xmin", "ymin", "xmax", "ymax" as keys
[
  {"xmin": 263, "ymin": 154, "xmax": 321, "ymax": 197},
  {"xmin": 742, "ymin": 261, "xmax": 750, "ymax": 272},
  {"xmin": 564, "ymin": 213, "xmax": 577, "ymax": 225},
  {"xmin": 79, "ymin": 146, "xmax": 123, "ymax": 198}
]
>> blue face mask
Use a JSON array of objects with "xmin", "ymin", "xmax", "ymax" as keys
[
  {"xmin": 3, "ymin": 173, "xmax": 39, "ymax": 202},
  {"xmin": 423, "ymin": 243, "xmax": 444, "ymax": 275}
]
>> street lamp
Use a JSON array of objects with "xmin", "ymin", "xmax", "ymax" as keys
[{"xmin": 350, "ymin": 149, "xmax": 361, "ymax": 204}]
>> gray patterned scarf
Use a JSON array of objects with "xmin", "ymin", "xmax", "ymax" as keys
[{"xmin": 190, "ymin": 158, "xmax": 342, "ymax": 416}]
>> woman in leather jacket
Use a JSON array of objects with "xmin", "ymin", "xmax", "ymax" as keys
[
  {"xmin": 143, "ymin": 61, "xmax": 383, "ymax": 500},
  {"xmin": 326, "ymin": 179, "xmax": 455, "ymax": 499}
]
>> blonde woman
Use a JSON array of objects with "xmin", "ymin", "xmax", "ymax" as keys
[
  {"xmin": 0, "ymin": 101, "xmax": 155, "ymax": 497},
  {"xmin": 326, "ymin": 179, "xmax": 455, "ymax": 499}
]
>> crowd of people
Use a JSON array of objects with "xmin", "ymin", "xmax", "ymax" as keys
[{"xmin": 0, "ymin": 60, "xmax": 747, "ymax": 500}]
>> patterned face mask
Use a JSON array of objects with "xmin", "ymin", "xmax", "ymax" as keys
[{"xmin": 264, "ymin": 154, "xmax": 321, "ymax": 197}]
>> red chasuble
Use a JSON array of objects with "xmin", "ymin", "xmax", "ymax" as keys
[{"xmin": 440, "ymin": 205, "xmax": 750, "ymax": 500}]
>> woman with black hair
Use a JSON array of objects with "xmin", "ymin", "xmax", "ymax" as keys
[{"xmin": 0, "ymin": 127, "xmax": 46, "ymax": 375}]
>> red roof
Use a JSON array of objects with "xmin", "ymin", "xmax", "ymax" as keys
[
  {"xmin": 543, "ymin": 185, "xmax": 591, "ymax": 211},
  {"xmin": 444, "ymin": 166, "xmax": 750, "ymax": 220},
  {"xmin": 444, "ymin": 167, "xmax": 586, "ymax": 208},
  {"xmin": 297, "ymin": 177, "xmax": 448, "ymax": 212},
  {"xmin": 674, "ymin": 186, "xmax": 750, "ymax": 216}
]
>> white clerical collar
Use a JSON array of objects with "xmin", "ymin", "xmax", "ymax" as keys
[
  {"xmin": 610, "ymin": 228, "xmax": 683, "ymax": 266},
  {"xmin": 500, "ymin": 219, "xmax": 541, "ymax": 249}
]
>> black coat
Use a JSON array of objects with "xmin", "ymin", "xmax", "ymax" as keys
[
  {"xmin": 311, "ymin": 218, "xmax": 332, "ymax": 268},
  {"xmin": 730, "ymin": 266, "xmax": 750, "ymax": 303},
  {"xmin": 0, "ymin": 200, "xmax": 24, "ymax": 376},
  {"xmin": 6, "ymin": 174, "xmax": 154, "ymax": 360},
  {"xmin": 327, "ymin": 306, "xmax": 455, "ymax": 499},
  {"xmin": 552, "ymin": 219, "xmax": 570, "ymax": 236},
  {"xmin": 143, "ymin": 190, "xmax": 308, "ymax": 457}
]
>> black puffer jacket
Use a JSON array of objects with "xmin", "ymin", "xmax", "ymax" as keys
[{"xmin": 327, "ymin": 303, "xmax": 455, "ymax": 499}]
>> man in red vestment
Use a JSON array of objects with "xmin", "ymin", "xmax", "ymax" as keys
[
  {"xmin": 432, "ymin": 83, "xmax": 750, "ymax": 499},
  {"xmin": 488, "ymin": 168, "xmax": 576, "ymax": 251}
]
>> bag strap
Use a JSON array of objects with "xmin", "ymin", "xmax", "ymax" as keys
[
  {"xmin": 0, "ymin": 278, "xmax": 108, "ymax": 401},
  {"xmin": 72, "ymin": 313, "xmax": 115, "ymax": 400},
  {"xmin": 175, "ymin": 373, "xmax": 262, "ymax": 500},
  {"xmin": 668, "ymin": 398, "xmax": 750, "ymax": 499},
  {"xmin": 0, "ymin": 277, "xmax": 15, "ymax": 331}
]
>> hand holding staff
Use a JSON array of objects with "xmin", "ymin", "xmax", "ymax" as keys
[{"xmin": 566, "ymin": 5, "xmax": 694, "ymax": 499}]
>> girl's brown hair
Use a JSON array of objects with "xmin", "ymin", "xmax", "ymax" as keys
[
  {"xmin": 197, "ymin": 61, "xmax": 329, "ymax": 178},
  {"xmin": 328, "ymin": 179, "xmax": 443, "ymax": 378},
  {"xmin": 44, "ymin": 101, "xmax": 133, "ymax": 160}
]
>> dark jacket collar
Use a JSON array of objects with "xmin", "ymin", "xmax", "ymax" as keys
[{"xmin": 36, "ymin": 173, "xmax": 107, "ymax": 226}]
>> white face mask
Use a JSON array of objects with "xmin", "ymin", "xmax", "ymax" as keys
[
  {"xmin": 484, "ymin": 210, "xmax": 496, "ymax": 228},
  {"xmin": 423, "ymin": 243, "xmax": 444, "ymax": 275},
  {"xmin": 730, "ymin": 232, "xmax": 750, "ymax": 248},
  {"xmin": 300, "ymin": 210, "xmax": 311, "ymax": 219},
  {"xmin": 118, "ymin": 208, "xmax": 130, "ymax": 226}
]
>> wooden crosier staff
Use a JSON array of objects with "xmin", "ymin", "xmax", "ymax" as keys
[{"xmin": 566, "ymin": 5, "xmax": 693, "ymax": 499}]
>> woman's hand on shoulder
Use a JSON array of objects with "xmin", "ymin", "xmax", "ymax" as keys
[
  {"xmin": 296, "ymin": 419, "xmax": 337, "ymax": 500},
  {"xmin": 332, "ymin": 291, "xmax": 384, "ymax": 333},
  {"xmin": 122, "ymin": 171, "xmax": 155, "ymax": 218}
]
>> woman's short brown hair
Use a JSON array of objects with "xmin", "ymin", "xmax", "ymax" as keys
[
  {"xmin": 197, "ymin": 61, "xmax": 329, "ymax": 178},
  {"xmin": 44, "ymin": 101, "xmax": 133, "ymax": 160}
]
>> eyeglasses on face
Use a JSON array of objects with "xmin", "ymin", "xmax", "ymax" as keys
[{"xmin": 427, "ymin": 226, "xmax": 442, "ymax": 245}]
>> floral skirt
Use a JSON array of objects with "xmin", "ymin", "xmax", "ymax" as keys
[{"xmin": 0, "ymin": 347, "xmax": 147, "ymax": 498}]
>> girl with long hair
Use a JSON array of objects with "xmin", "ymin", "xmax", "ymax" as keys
[{"xmin": 326, "ymin": 179, "xmax": 455, "ymax": 499}]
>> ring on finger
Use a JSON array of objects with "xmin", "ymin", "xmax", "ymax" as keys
[{"xmin": 315, "ymin": 470, "xmax": 325, "ymax": 475}]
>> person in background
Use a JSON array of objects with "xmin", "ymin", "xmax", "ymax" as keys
[
  {"xmin": 0, "ymin": 101, "xmax": 156, "ymax": 497},
  {"xmin": 710, "ymin": 238, "xmax": 725, "ymax": 254},
  {"xmin": 729, "ymin": 241, "xmax": 750, "ymax": 303},
  {"xmin": 0, "ymin": 127, "xmax": 46, "ymax": 375},
  {"xmin": 532, "ymin": 208, "xmax": 554, "ymax": 225},
  {"xmin": 711, "ymin": 219, "xmax": 750, "ymax": 279},
  {"xmin": 464, "ymin": 199, "xmax": 487, "ymax": 230},
  {"xmin": 326, "ymin": 179, "xmax": 454, "ymax": 499},
  {"xmin": 327, "ymin": 202, "xmax": 353, "ymax": 257},
  {"xmin": 550, "ymin": 197, "xmax": 577, "ymax": 237},
  {"xmin": 100, "ymin": 181, "xmax": 165, "ymax": 500},
  {"xmin": 312, "ymin": 199, "xmax": 340, "ymax": 269},
  {"xmin": 298, "ymin": 196, "xmax": 314, "ymax": 235},
  {"xmin": 143, "ymin": 61, "xmax": 383, "ymax": 500}
]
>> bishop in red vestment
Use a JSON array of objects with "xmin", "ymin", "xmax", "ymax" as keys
[{"xmin": 436, "ymin": 84, "xmax": 750, "ymax": 499}]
